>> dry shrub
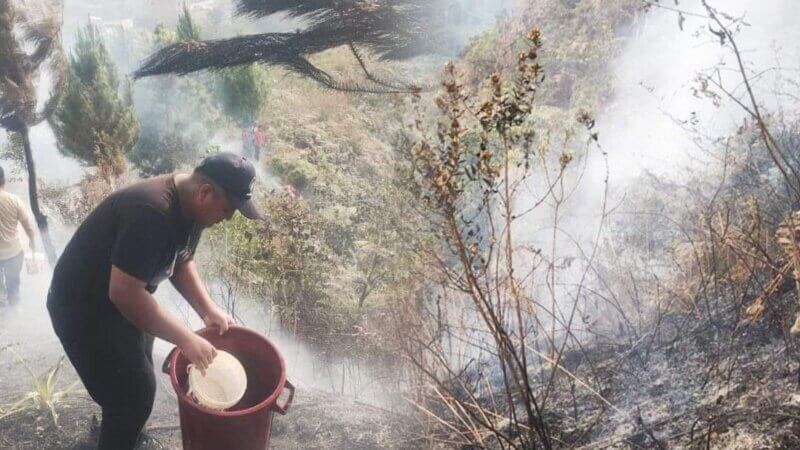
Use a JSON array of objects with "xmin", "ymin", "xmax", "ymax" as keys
[
  {"xmin": 666, "ymin": 197, "xmax": 778, "ymax": 313},
  {"xmin": 40, "ymin": 161, "xmax": 138, "ymax": 226}
]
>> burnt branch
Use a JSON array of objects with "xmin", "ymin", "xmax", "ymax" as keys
[{"xmin": 135, "ymin": 0, "xmax": 447, "ymax": 93}]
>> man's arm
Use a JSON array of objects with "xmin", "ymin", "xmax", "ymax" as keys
[
  {"xmin": 170, "ymin": 259, "xmax": 233, "ymax": 333},
  {"xmin": 109, "ymin": 265, "xmax": 217, "ymax": 372},
  {"xmin": 18, "ymin": 201, "xmax": 35, "ymax": 252}
]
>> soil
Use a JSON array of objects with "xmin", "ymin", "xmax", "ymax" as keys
[{"xmin": 0, "ymin": 384, "xmax": 420, "ymax": 449}]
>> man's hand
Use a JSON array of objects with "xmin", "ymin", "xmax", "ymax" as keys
[
  {"xmin": 180, "ymin": 333, "xmax": 217, "ymax": 375},
  {"xmin": 110, "ymin": 266, "xmax": 220, "ymax": 375},
  {"xmin": 171, "ymin": 260, "xmax": 236, "ymax": 335},
  {"xmin": 202, "ymin": 305, "xmax": 235, "ymax": 335}
]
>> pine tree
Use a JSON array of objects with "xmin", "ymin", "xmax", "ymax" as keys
[
  {"xmin": 176, "ymin": 2, "xmax": 200, "ymax": 41},
  {"xmin": 216, "ymin": 64, "xmax": 270, "ymax": 126},
  {"xmin": 51, "ymin": 22, "xmax": 139, "ymax": 178}
]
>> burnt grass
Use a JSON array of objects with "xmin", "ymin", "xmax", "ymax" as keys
[
  {"xmin": 0, "ymin": 380, "xmax": 423, "ymax": 449},
  {"xmin": 540, "ymin": 290, "xmax": 800, "ymax": 449},
  {"xmin": 0, "ymin": 377, "xmax": 422, "ymax": 450},
  {"xmin": 2, "ymin": 290, "xmax": 800, "ymax": 449},
  {"xmin": 0, "ymin": 342, "xmax": 420, "ymax": 450}
]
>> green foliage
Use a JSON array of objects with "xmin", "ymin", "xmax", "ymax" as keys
[
  {"xmin": 202, "ymin": 193, "xmax": 336, "ymax": 330},
  {"xmin": 51, "ymin": 22, "xmax": 138, "ymax": 176},
  {"xmin": 463, "ymin": 29, "xmax": 499, "ymax": 78},
  {"xmin": 131, "ymin": 126, "xmax": 201, "ymax": 177},
  {"xmin": 153, "ymin": 23, "xmax": 178, "ymax": 47},
  {"xmin": 266, "ymin": 151, "xmax": 319, "ymax": 190},
  {"xmin": 204, "ymin": 175, "xmax": 419, "ymax": 341},
  {"xmin": 199, "ymin": 55, "xmax": 424, "ymax": 341},
  {"xmin": 69, "ymin": 25, "xmax": 119, "ymax": 89},
  {"xmin": 177, "ymin": 2, "xmax": 201, "ymax": 41},
  {"xmin": 194, "ymin": 1, "xmax": 638, "ymax": 347},
  {"xmin": 215, "ymin": 64, "xmax": 270, "ymax": 126}
]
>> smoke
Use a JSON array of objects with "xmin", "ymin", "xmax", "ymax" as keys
[
  {"xmin": 436, "ymin": 0, "xmax": 516, "ymax": 53},
  {"xmin": 599, "ymin": 0, "xmax": 800, "ymax": 185},
  {"xmin": 501, "ymin": 0, "xmax": 800, "ymax": 343}
]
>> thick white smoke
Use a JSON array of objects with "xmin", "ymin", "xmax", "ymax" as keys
[
  {"xmin": 600, "ymin": 0, "xmax": 800, "ymax": 185},
  {"xmin": 505, "ymin": 0, "xmax": 800, "ymax": 344}
]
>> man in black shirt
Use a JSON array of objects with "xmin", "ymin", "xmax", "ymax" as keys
[{"xmin": 47, "ymin": 153, "xmax": 264, "ymax": 449}]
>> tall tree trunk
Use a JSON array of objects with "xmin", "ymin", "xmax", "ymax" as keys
[{"xmin": 19, "ymin": 125, "xmax": 57, "ymax": 266}]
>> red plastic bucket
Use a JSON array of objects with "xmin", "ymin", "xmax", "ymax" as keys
[{"xmin": 162, "ymin": 325, "xmax": 295, "ymax": 450}]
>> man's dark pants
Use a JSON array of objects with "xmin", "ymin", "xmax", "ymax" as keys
[
  {"xmin": 47, "ymin": 290, "xmax": 156, "ymax": 450},
  {"xmin": 0, "ymin": 251, "xmax": 23, "ymax": 303}
]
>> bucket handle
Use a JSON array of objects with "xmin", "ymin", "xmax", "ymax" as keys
[
  {"xmin": 162, "ymin": 347, "xmax": 179, "ymax": 375},
  {"xmin": 273, "ymin": 380, "xmax": 295, "ymax": 415}
]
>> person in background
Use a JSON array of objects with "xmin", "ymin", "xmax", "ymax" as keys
[
  {"xmin": 285, "ymin": 183, "xmax": 300, "ymax": 201},
  {"xmin": 0, "ymin": 165, "xmax": 35, "ymax": 305},
  {"xmin": 252, "ymin": 123, "xmax": 265, "ymax": 162},
  {"xmin": 47, "ymin": 153, "xmax": 264, "ymax": 449}
]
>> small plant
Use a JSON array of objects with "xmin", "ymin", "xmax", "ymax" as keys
[
  {"xmin": 0, "ymin": 350, "xmax": 81, "ymax": 427},
  {"xmin": 399, "ymin": 28, "xmax": 603, "ymax": 448}
]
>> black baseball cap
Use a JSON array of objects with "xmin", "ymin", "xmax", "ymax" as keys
[{"xmin": 195, "ymin": 152, "xmax": 263, "ymax": 220}]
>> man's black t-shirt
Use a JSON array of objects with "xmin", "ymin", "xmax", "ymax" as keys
[{"xmin": 49, "ymin": 174, "xmax": 201, "ymax": 324}]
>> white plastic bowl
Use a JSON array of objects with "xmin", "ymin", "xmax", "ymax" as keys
[{"xmin": 187, "ymin": 350, "xmax": 248, "ymax": 410}]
